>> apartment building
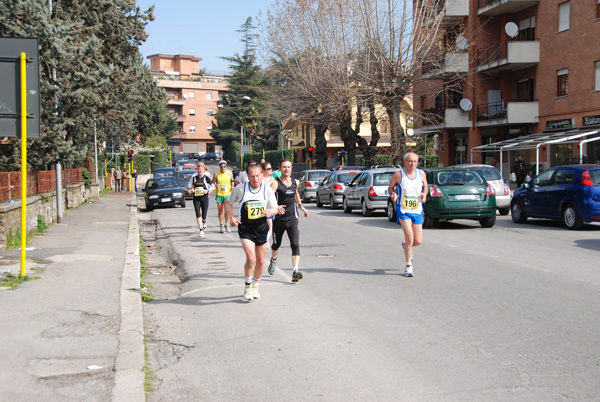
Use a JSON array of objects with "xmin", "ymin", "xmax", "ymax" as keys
[
  {"xmin": 414, "ymin": 0, "xmax": 600, "ymax": 176},
  {"xmin": 147, "ymin": 54, "xmax": 228, "ymax": 156}
]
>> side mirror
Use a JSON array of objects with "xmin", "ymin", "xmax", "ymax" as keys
[{"xmin": 523, "ymin": 182, "xmax": 531, "ymax": 189}]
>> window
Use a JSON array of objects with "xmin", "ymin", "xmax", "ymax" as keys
[
  {"xmin": 595, "ymin": 61, "xmax": 600, "ymax": 91},
  {"xmin": 189, "ymin": 108, "xmax": 196, "ymax": 115},
  {"xmin": 533, "ymin": 169, "xmax": 554, "ymax": 187},
  {"xmin": 190, "ymin": 125, "xmax": 196, "ymax": 133},
  {"xmin": 189, "ymin": 91, "xmax": 195, "ymax": 99},
  {"xmin": 558, "ymin": 1, "xmax": 570, "ymax": 32},
  {"xmin": 554, "ymin": 169, "xmax": 574, "ymax": 185},
  {"xmin": 206, "ymin": 92, "xmax": 213, "ymax": 100},
  {"xmin": 518, "ymin": 16, "xmax": 536, "ymax": 40},
  {"xmin": 517, "ymin": 78, "xmax": 535, "ymax": 101},
  {"xmin": 205, "ymin": 109, "xmax": 213, "ymax": 116},
  {"xmin": 557, "ymin": 69, "xmax": 568, "ymax": 96},
  {"xmin": 207, "ymin": 126, "xmax": 212, "ymax": 132}
]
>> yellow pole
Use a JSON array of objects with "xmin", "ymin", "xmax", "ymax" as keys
[
  {"xmin": 104, "ymin": 156, "xmax": 107, "ymax": 175},
  {"xmin": 169, "ymin": 149, "xmax": 172, "ymax": 167},
  {"xmin": 20, "ymin": 53, "xmax": 27, "ymax": 276}
]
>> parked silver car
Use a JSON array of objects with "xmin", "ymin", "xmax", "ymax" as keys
[
  {"xmin": 451, "ymin": 164, "xmax": 511, "ymax": 215},
  {"xmin": 316, "ymin": 169, "xmax": 362, "ymax": 209},
  {"xmin": 343, "ymin": 168, "xmax": 396, "ymax": 216},
  {"xmin": 298, "ymin": 169, "xmax": 330, "ymax": 202}
]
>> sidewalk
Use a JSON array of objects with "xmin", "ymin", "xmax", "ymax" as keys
[{"xmin": 0, "ymin": 190, "xmax": 144, "ymax": 402}]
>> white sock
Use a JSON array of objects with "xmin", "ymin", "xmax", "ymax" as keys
[
  {"xmin": 252, "ymin": 277, "xmax": 261, "ymax": 286},
  {"xmin": 293, "ymin": 266, "xmax": 298, "ymax": 272},
  {"xmin": 245, "ymin": 276, "xmax": 252, "ymax": 285}
]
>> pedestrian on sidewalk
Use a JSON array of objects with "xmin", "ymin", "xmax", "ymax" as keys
[
  {"xmin": 388, "ymin": 152, "xmax": 428, "ymax": 277},
  {"xmin": 267, "ymin": 158, "xmax": 309, "ymax": 282},
  {"xmin": 113, "ymin": 166, "xmax": 123, "ymax": 192},
  {"xmin": 224, "ymin": 163, "xmax": 284, "ymax": 301},
  {"xmin": 512, "ymin": 155, "xmax": 528, "ymax": 188}
]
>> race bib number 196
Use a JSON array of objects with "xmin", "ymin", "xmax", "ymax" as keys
[
  {"xmin": 247, "ymin": 201, "xmax": 267, "ymax": 219},
  {"xmin": 402, "ymin": 195, "xmax": 419, "ymax": 210}
]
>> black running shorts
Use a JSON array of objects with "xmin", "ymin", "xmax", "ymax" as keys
[{"xmin": 237, "ymin": 222, "xmax": 269, "ymax": 246}]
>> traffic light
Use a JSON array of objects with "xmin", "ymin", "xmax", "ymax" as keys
[
  {"xmin": 307, "ymin": 146, "xmax": 314, "ymax": 158},
  {"xmin": 127, "ymin": 149, "xmax": 134, "ymax": 162}
]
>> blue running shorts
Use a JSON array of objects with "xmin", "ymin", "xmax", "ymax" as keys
[{"xmin": 397, "ymin": 210, "xmax": 423, "ymax": 225}]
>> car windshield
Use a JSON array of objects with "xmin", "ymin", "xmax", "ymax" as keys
[
  {"xmin": 373, "ymin": 172, "xmax": 394, "ymax": 186},
  {"xmin": 338, "ymin": 173, "xmax": 358, "ymax": 183},
  {"xmin": 177, "ymin": 172, "xmax": 194, "ymax": 181},
  {"xmin": 589, "ymin": 170, "xmax": 600, "ymax": 186},
  {"xmin": 437, "ymin": 171, "xmax": 484, "ymax": 185},
  {"xmin": 473, "ymin": 167, "xmax": 501, "ymax": 181},
  {"xmin": 308, "ymin": 171, "xmax": 328, "ymax": 181},
  {"xmin": 147, "ymin": 177, "xmax": 178, "ymax": 188},
  {"xmin": 154, "ymin": 169, "xmax": 175, "ymax": 177}
]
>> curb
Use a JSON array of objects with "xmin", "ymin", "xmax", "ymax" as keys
[{"xmin": 111, "ymin": 192, "xmax": 145, "ymax": 402}]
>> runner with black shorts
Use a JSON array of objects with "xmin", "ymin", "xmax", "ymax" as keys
[
  {"xmin": 225, "ymin": 164, "xmax": 284, "ymax": 301},
  {"xmin": 267, "ymin": 158, "xmax": 309, "ymax": 282},
  {"xmin": 188, "ymin": 162, "xmax": 213, "ymax": 238}
]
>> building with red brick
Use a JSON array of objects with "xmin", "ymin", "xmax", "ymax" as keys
[
  {"xmin": 147, "ymin": 54, "xmax": 228, "ymax": 156},
  {"xmin": 414, "ymin": 0, "xmax": 600, "ymax": 177}
]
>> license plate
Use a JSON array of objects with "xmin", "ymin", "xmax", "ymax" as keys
[
  {"xmin": 161, "ymin": 198, "xmax": 172, "ymax": 203},
  {"xmin": 455, "ymin": 194, "xmax": 477, "ymax": 200}
]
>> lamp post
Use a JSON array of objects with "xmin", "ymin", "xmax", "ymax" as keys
[
  {"xmin": 217, "ymin": 105, "xmax": 247, "ymax": 168},
  {"xmin": 243, "ymin": 96, "xmax": 284, "ymax": 159}
]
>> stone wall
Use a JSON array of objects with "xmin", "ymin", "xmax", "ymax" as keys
[{"xmin": 0, "ymin": 181, "xmax": 99, "ymax": 251}]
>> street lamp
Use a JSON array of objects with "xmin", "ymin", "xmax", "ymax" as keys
[
  {"xmin": 217, "ymin": 104, "xmax": 247, "ymax": 168},
  {"xmin": 242, "ymin": 96, "xmax": 284, "ymax": 158}
]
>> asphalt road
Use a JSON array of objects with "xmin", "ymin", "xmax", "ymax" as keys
[{"xmin": 141, "ymin": 187, "xmax": 600, "ymax": 402}]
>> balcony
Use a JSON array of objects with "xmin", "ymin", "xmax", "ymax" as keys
[
  {"xmin": 477, "ymin": 0, "xmax": 539, "ymax": 16},
  {"xmin": 476, "ymin": 100, "xmax": 539, "ymax": 127},
  {"xmin": 476, "ymin": 40, "xmax": 539, "ymax": 73},
  {"xmin": 422, "ymin": 51, "xmax": 469, "ymax": 79},
  {"xmin": 414, "ymin": 106, "xmax": 471, "ymax": 134},
  {"xmin": 438, "ymin": 0, "xmax": 469, "ymax": 26}
]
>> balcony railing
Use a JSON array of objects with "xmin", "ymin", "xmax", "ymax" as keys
[
  {"xmin": 476, "ymin": 99, "xmax": 539, "ymax": 124},
  {"xmin": 476, "ymin": 39, "xmax": 539, "ymax": 72},
  {"xmin": 478, "ymin": 0, "xmax": 540, "ymax": 16}
]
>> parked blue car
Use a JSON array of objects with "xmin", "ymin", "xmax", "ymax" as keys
[{"xmin": 511, "ymin": 164, "xmax": 600, "ymax": 230}]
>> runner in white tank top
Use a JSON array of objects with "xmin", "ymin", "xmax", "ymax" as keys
[{"xmin": 388, "ymin": 152, "xmax": 429, "ymax": 277}]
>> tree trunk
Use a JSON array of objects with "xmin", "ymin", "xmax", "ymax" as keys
[
  {"xmin": 357, "ymin": 95, "xmax": 380, "ymax": 166},
  {"xmin": 383, "ymin": 94, "xmax": 406, "ymax": 165},
  {"xmin": 314, "ymin": 115, "xmax": 329, "ymax": 168}
]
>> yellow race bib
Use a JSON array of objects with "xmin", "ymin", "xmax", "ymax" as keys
[
  {"xmin": 194, "ymin": 187, "xmax": 205, "ymax": 197},
  {"xmin": 402, "ymin": 195, "xmax": 419, "ymax": 210},
  {"xmin": 247, "ymin": 200, "xmax": 267, "ymax": 219}
]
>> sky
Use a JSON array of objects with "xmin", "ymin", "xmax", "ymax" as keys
[{"xmin": 136, "ymin": 0, "xmax": 275, "ymax": 74}]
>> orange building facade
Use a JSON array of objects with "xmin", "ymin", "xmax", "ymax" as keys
[
  {"xmin": 147, "ymin": 54, "xmax": 229, "ymax": 156},
  {"xmin": 414, "ymin": 0, "xmax": 600, "ymax": 177}
]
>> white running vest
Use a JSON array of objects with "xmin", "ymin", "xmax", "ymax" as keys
[{"xmin": 397, "ymin": 168, "xmax": 424, "ymax": 215}]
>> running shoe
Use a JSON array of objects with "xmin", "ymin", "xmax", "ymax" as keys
[
  {"xmin": 225, "ymin": 225, "xmax": 231, "ymax": 233},
  {"xmin": 244, "ymin": 284, "xmax": 253, "ymax": 301},
  {"xmin": 220, "ymin": 224, "xmax": 224, "ymax": 233},
  {"xmin": 252, "ymin": 285, "xmax": 260, "ymax": 299},
  {"xmin": 292, "ymin": 270, "xmax": 303, "ymax": 282},
  {"xmin": 404, "ymin": 265, "xmax": 414, "ymax": 277},
  {"xmin": 268, "ymin": 258, "xmax": 277, "ymax": 275},
  {"xmin": 198, "ymin": 229, "xmax": 205, "ymax": 238}
]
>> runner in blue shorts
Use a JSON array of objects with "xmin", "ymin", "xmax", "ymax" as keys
[{"xmin": 388, "ymin": 152, "xmax": 429, "ymax": 277}]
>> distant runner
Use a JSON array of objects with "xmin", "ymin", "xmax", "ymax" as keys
[
  {"xmin": 224, "ymin": 164, "xmax": 284, "ymax": 301},
  {"xmin": 268, "ymin": 159, "xmax": 309, "ymax": 282},
  {"xmin": 188, "ymin": 162, "xmax": 214, "ymax": 238},
  {"xmin": 388, "ymin": 152, "xmax": 428, "ymax": 277},
  {"xmin": 212, "ymin": 160, "xmax": 234, "ymax": 233}
]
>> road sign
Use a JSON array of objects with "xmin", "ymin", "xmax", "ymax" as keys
[
  {"xmin": 0, "ymin": 37, "xmax": 41, "ymax": 137},
  {"xmin": 242, "ymin": 145, "xmax": 251, "ymax": 153}
]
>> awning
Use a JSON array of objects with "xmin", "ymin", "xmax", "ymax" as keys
[{"xmin": 470, "ymin": 128, "xmax": 600, "ymax": 177}]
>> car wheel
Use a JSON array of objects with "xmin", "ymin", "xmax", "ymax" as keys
[
  {"xmin": 146, "ymin": 204, "xmax": 153, "ymax": 212},
  {"xmin": 361, "ymin": 199, "xmax": 373, "ymax": 217},
  {"xmin": 316, "ymin": 194, "xmax": 323, "ymax": 208},
  {"xmin": 342, "ymin": 197, "xmax": 352, "ymax": 213},
  {"xmin": 498, "ymin": 207, "xmax": 510, "ymax": 216},
  {"xmin": 479, "ymin": 215, "xmax": 496, "ymax": 228},
  {"xmin": 330, "ymin": 195, "xmax": 338, "ymax": 210},
  {"xmin": 423, "ymin": 210, "xmax": 434, "ymax": 229},
  {"xmin": 387, "ymin": 199, "xmax": 397, "ymax": 222},
  {"xmin": 180, "ymin": 199, "xmax": 186, "ymax": 208},
  {"xmin": 563, "ymin": 204, "xmax": 583, "ymax": 230},
  {"xmin": 302, "ymin": 191, "xmax": 310, "ymax": 203},
  {"xmin": 511, "ymin": 201, "xmax": 527, "ymax": 223}
]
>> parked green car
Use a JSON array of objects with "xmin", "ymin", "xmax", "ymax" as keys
[{"xmin": 387, "ymin": 168, "xmax": 497, "ymax": 228}]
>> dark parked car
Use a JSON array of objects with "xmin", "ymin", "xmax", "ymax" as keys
[
  {"xmin": 176, "ymin": 169, "xmax": 196, "ymax": 199},
  {"xmin": 387, "ymin": 168, "xmax": 497, "ymax": 228},
  {"xmin": 201, "ymin": 152, "xmax": 221, "ymax": 161},
  {"xmin": 144, "ymin": 177, "xmax": 186, "ymax": 211},
  {"xmin": 153, "ymin": 167, "xmax": 176, "ymax": 178},
  {"xmin": 510, "ymin": 164, "xmax": 600, "ymax": 230}
]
